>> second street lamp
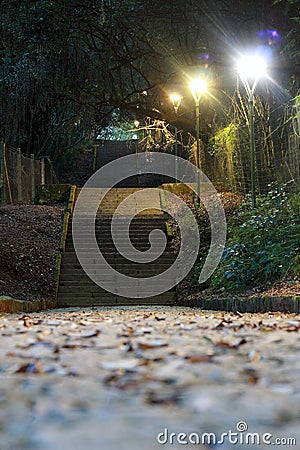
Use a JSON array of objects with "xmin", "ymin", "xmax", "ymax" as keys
[
  {"xmin": 236, "ymin": 54, "xmax": 267, "ymax": 209},
  {"xmin": 170, "ymin": 93, "xmax": 182, "ymax": 181},
  {"xmin": 190, "ymin": 78, "xmax": 207, "ymax": 202}
]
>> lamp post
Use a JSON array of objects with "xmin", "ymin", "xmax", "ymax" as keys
[
  {"xmin": 190, "ymin": 78, "xmax": 207, "ymax": 202},
  {"xmin": 134, "ymin": 119, "xmax": 140, "ymax": 186},
  {"xmin": 236, "ymin": 55, "xmax": 267, "ymax": 209},
  {"xmin": 170, "ymin": 93, "xmax": 182, "ymax": 181}
]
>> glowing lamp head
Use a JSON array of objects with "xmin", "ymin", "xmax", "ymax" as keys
[
  {"xmin": 190, "ymin": 78, "xmax": 207, "ymax": 102},
  {"xmin": 134, "ymin": 120, "xmax": 140, "ymax": 128},
  {"xmin": 170, "ymin": 93, "xmax": 182, "ymax": 113},
  {"xmin": 237, "ymin": 55, "xmax": 267, "ymax": 80}
]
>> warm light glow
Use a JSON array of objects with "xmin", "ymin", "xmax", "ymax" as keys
[
  {"xmin": 237, "ymin": 55, "xmax": 267, "ymax": 80},
  {"xmin": 170, "ymin": 93, "xmax": 182, "ymax": 114},
  {"xmin": 134, "ymin": 120, "xmax": 140, "ymax": 128},
  {"xmin": 190, "ymin": 78, "xmax": 207, "ymax": 102}
]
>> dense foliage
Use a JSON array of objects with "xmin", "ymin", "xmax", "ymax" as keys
[
  {"xmin": 1, "ymin": 0, "xmax": 299, "ymax": 170},
  {"xmin": 211, "ymin": 187, "xmax": 300, "ymax": 290}
]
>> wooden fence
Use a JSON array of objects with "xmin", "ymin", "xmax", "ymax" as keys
[{"xmin": 0, "ymin": 142, "xmax": 58, "ymax": 204}]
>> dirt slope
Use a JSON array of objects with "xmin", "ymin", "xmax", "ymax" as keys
[{"xmin": 0, "ymin": 204, "xmax": 64, "ymax": 302}]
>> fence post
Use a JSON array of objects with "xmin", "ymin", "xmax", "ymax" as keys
[
  {"xmin": 0, "ymin": 142, "xmax": 3, "ymax": 205},
  {"xmin": 2, "ymin": 143, "xmax": 9, "ymax": 204},
  {"xmin": 93, "ymin": 144, "xmax": 98, "ymax": 172},
  {"xmin": 41, "ymin": 157, "xmax": 45, "ymax": 186},
  {"xmin": 31, "ymin": 154, "xmax": 35, "ymax": 201},
  {"xmin": 17, "ymin": 148, "xmax": 22, "ymax": 202}
]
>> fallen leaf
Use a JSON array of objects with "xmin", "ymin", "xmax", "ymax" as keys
[
  {"xmin": 67, "ymin": 330, "xmax": 101, "ymax": 339},
  {"xmin": 145, "ymin": 390, "xmax": 182, "ymax": 405},
  {"xmin": 233, "ymin": 311, "xmax": 244, "ymax": 318},
  {"xmin": 185, "ymin": 354, "xmax": 214, "ymax": 363},
  {"xmin": 15, "ymin": 361, "xmax": 43, "ymax": 374},
  {"xmin": 22, "ymin": 316, "xmax": 32, "ymax": 328},
  {"xmin": 137, "ymin": 340, "xmax": 168, "ymax": 350},
  {"xmin": 215, "ymin": 338, "xmax": 247, "ymax": 349},
  {"xmin": 101, "ymin": 359, "xmax": 141, "ymax": 371},
  {"xmin": 121, "ymin": 341, "xmax": 134, "ymax": 352},
  {"xmin": 214, "ymin": 320, "xmax": 231, "ymax": 329},
  {"xmin": 241, "ymin": 367, "xmax": 260, "ymax": 384},
  {"xmin": 248, "ymin": 350, "xmax": 262, "ymax": 363},
  {"xmin": 62, "ymin": 344, "xmax": 92, "ymax": 349}
]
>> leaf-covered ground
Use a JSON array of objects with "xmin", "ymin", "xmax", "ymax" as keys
[
  {"xmin": 0, "ymin": 307, "xmax": 299, "ymax": 449},
  {"xmin": 0, "ymin": 204, "xmax": 64, "ymax": 302}
]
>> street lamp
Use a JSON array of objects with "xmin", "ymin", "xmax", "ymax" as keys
[
  {"xmin": 170, "ymin": 93, "xmax": 182, "ymax": 181},
  {"xmin": 190, "ymin": 77, "xmax": 207, "ymax": 201},
  {"xmin": 236, "ymin": 54, "xmax": 267, "ymax": 209}
]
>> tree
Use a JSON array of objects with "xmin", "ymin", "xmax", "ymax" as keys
[{"xmin": 0, "ymin": 0, "xmax": 298, "ymax": 170}]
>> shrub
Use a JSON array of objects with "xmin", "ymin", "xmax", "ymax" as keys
[{"xmin": 211, "ymin": 183, "xmax": 300, "ymax": 291}]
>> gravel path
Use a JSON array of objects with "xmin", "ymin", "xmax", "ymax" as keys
[{"xmin": 0, "ymin": 306, "xmax": 299, "ymax": 450}]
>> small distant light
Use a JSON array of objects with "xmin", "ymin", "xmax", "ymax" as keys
[
  {"xmin": 132, "ymin": 134, "xmax": 138, "ymax": 140},
  {"xmin": 134, "ymin": 120, "xmax": 140, "ymax": 128},
  {"xmin": 258, "ymin": 29, "xmax": 281, "ymax": 45},
  {"xmin": 170, "ymin": 93, "xmax": 182, "ymax": 113},
  {"xmin": 170, "ymin": 93, "xmax": 182, "ymax": 104}
]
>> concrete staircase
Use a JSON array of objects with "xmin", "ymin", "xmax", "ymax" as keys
[
  {"xmin": 97, "ymin": 141, "xmax": 138, "ymax": 187},
  {"xmin": 57, "ymin": 188, "xmax": 177, "ymax": 306}
]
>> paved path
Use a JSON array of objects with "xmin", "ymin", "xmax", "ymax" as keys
[{"xmin": 0, "ymin": 307, "xmax": 299, "ymax": 449}]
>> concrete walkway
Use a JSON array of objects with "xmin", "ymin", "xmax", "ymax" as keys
[{"xmin": 0, "ymin": 307, "xmax": 299, "ymax": 449}]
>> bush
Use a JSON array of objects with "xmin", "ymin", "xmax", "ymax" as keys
[{"xmin": 211, "ymin": 184, "xmax": 300, "ymax": 291}]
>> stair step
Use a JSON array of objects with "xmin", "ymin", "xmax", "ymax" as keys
[
  {"xmin": 70, "ymin": 217, "xmax": 167, "ymax": 221},
  {"xmin": 65, "ymin": 245, "xmax": 171, "ymax": 251},
  {"xmin": 68, "ymin": 227, "xmax": 167, "ymax": 233},
  {"xmin": 70, "ymin": 219, "xmax": 167, "ymax": 224},
  {"xmin": 61, "ymin": 257, "xmax": 174, "ymax": 263},
  {"xmin": 62, "ymin": 251, "xmax": 175, "ymax": 258},
  {"xmin": 61, "ymin": 257, "xmax": 176, "ymax": 265},
  {"xmin": 59, "ymin": 270, "xmax": 175, "ymax": 280},
  {"xmin": 64, "ymin": 247, "xmax": 174, "ymax": 254},
  {"xmin": 66, "ymin": 236, "xmax": 168, "ymax": 242},
  {"xmin": 59, "ymin": 282, "xmax": 176, "ymax": 295},
  {"xmin": 66, "ymin": 240, "xmax": 169, "ymax": 246},
  {"xmin": 60, "ymin": 258, "xmax": 175, "ymax": 266},
  {"xmin": 61, "ymin": 264, "xmax": 175, "ymax": 272},
  {"xmin": 59, "ymin": 276, "xmax": 177, "ymax": 285},
  {"xmin": 57, "ymin": 292, "xmax": 176, "ymax": 307}
]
